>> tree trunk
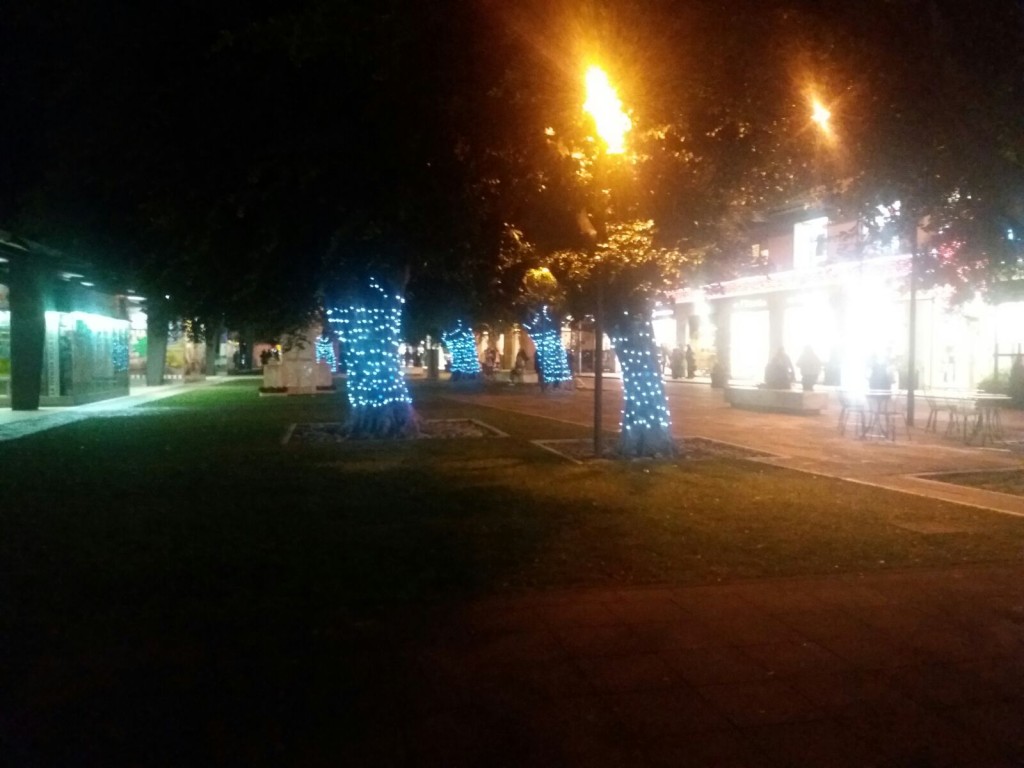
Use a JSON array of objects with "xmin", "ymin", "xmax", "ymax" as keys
[
  {"xmin": 524, "ymin": 307, "xmax": 572, "ymax": 388},
  {"xmin": 329, "ymin": 281, "xmax": 418, "ymax": 439},
  {"xmin": 9, "ymin": 256, "xmax": 46, "ymax": 411},
  {"xmin": 612, "ymin": 315, "xmax": 677, "ymax": 458},
  {"xmin": 443, "ymin": 323, "xmax": 480, "ymax": 380}
]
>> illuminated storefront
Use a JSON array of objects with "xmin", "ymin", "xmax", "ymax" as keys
[
  {"xmin": 677, "ymin": 251, "xmax": 1024, "ymax": 390},
  {"xmin": 0, "ymin": 297, "xmax": 131, "ymax": 406},
  {"xmin": 40, "ymin": 310, "xmax": 130, "ymax": 405},
  {"xmin": 1, "ymin": 238, "xmax": 136, "ymax": 408}
]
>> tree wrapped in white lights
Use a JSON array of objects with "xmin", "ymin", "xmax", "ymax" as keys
[
  {"xmin": 442, "ymin": 321, "xmax": 481, "ymax": 380},
  {"xmin": 327, "ymin": 278, "xmax": 417, "ymax": 439},
  {"xmin": 523, "ymin": 306, "xmax": 572, "ymax": 387},
  {"xmin": 611, "ymin": 314, "xmax": 675, "ymax": 457}
]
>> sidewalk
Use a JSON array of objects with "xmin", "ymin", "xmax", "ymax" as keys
[
  {"xmin": 450, "ymin": 378, "xmax": 1024, "ymax": 517},
  {"xmin": 363, "ymin": 563, "xmax": 1024, "ymax": 767}
]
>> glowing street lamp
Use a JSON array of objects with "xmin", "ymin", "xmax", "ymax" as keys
[
  {"xmin": 582, "ymin": 64, "xmax": 631, "ymax": 456},
  {"xmin": 583, "ymin": 66, "xmax": 632, "ymax": 155},
  {"xmin": 810, "ymin": 99, "xmax": 831, "ymax": 133}
]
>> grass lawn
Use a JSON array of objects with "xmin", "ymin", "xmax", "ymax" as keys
[{"xmin": 5, "ymin": 377, "xmax": 1024, "ymax": 764}]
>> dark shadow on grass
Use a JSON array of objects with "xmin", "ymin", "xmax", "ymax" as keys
[{"xmin": 6, "ymin": 381, "xmax": 1024, "ymax": 764}]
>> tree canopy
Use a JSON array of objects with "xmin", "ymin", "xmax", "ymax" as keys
[
  {"xmin": 3, "ymin": 0, "xmax": 496, "ymax": 334},
  {"xmin": 3, "ymin": 0, "xmax": 1023, "ymax": 333}
]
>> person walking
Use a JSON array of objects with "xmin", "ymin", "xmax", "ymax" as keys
[{"xmin": 684, "ymin": 344, "xmax": 696, "ymax": 379}]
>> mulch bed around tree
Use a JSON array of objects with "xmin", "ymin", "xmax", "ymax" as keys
[
  {"xmin": 285, "ymin": 418, "xmax": 507, "ymax": 444},
  {"xmin": 533, "ymin": 436, "xmax": 779, "ymax": 463}
]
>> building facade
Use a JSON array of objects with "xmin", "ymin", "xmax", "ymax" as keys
[
  {"xmin": 656, "ymin": 209, "xmax": 1024, "ymax": 390},
  {"xmin": 0, "ymin": 237, "xmax": 136, "ymax": 409}
]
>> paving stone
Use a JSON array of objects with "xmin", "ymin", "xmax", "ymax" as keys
[
  {"xmin": 783, "ymin": 669, "xmax": 899, "ymax": 713},
  {"xmin": 695, "ymin": 680, "xmax": 823, "ymax": 726},
  {"xmin": 607, "ymin": 687, "xmax": 733, "ymax": 740},
  {"xmin": 744, "ymin": 719, "xmax": 883, "ymax": 767},
  {"xmin": 738, "ymin": 639, "xmax": 852, "ymax": 677},
  {"xmin": 815, "ymin": 629, "xmax": 925, "ymax": 670},
  {"xmin": 627, "ymin": 619, "xmax": 719, "ymax": 651},
  {"xmin": 573, "ymin": 652, "xmax": 680, "ymax": 694},
  {"xmin": 660, "ymin": 645, "xmax": 770, "ymax": 686},
  {"xmin": 642, "ymin": 726, "xmax": 775, "ymax": 768},
  {"xmin": 772, "ymin": 607, "xmax": 875, "ymax": 642},
  {"xmin": 836, "ymin": 695, "xmax": 1004, "ymax": 767},
  {"xmin": 552, "ymin": 623, "xmax": 652, "ymax": 658}
]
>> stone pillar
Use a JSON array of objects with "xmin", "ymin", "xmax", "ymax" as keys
[
  {"xmin": 768, "ymin": 293, "xmax": 786, "ymax": 356},
  {"xmin": 145, "ymin": 298, "xmax": 170, "ymax": 386},
  {"xmin": 239, "ymin": 324, "xmax": 256, "ymax": 371},
  {"xmin": 9, "ymin": 256, "xmax": 46, "ymax": 410},
  {"xmin": 711, "ymin": 298, "xmax": 732, "ymax": 385},
  {"xmin": 674, "ymin": 306, "xmax": 688, "ymax": 348},
  {"xmin": 426, "ymin": 346, "xmax": 439, "ymax": 379},
  {"xmin": 825, "ymin": 288, "xmax": 846, "ymax": 386},
  {"xmin": 204, "ymin": 318, "xmax": 223, "ymax": 375}
]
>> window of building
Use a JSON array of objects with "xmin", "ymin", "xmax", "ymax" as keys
[{"xmin": 793, "ymin": 216, "xmax": 828, "ymax": 269}]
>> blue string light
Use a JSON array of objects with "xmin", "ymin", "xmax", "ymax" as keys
[
  {"xmin": 111, "ymin": 334, "xmax": 129, "ymax": 373},
  {"xmin": 442, "ymin": 321, "xmax": 481, "ymax": 379},
  {"xmin": 612, "ymin": 314, "xmax": 676, "ymax": 457},
  {"xmin": 327, "ymin": 278, "xmax": 416, "ymax": 437},
  {"xmin": 315, "ymin": 334, "xmax": 338, "ymax": 372},
  {"xmin": 522, "ymin": 306, "xmax": 572, "ymax": 386}
]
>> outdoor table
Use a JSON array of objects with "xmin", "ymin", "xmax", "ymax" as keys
[
  {"xmin": 925, "ymin": 391, "xmax": 1010, "ymax": 446},
  {"xmin": 923, "ymin": 392, "xmax": 972, "ymax": 438},
  {"xmin": 837, "ymin": 390, "xmax": 868, "ymax": 436},
  {"xmin": 963, "ymin": 393, "xmax": 1011, "ymax": 446},
  {"xmin": 861, "ymin": 389, "xmax": 900, "ymax": 441}
]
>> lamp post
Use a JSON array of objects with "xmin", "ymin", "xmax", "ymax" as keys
[{"xmin": 582, "ymin": 65, "xmax": 631, "ymax": 457}]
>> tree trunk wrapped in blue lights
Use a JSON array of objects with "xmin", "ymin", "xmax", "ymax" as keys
[
  {"xmin": 611, "ymin": 315, "xmax": 676, "ymax": 458},
  {"xmin": 442, "ymin": 322, "xmax": 481, "ymax": 380},
  {"xmin": 327, "ymin": 279, "xmax": 418, "ymax": 439},
  {"xmin": 523, "ymin": 306, "xmax": 572, "ymax": 387}
]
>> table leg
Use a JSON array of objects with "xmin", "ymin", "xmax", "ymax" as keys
[{"xmin": 965, "ymin": 410, "xmax": 984, "ymax": 446}]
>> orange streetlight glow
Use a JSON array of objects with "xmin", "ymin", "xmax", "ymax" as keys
[
  {"xmin": 583, "ymin": 66, "xmax": 632, "ymax": 154},
  {"xmin": 811, "ymin": 99, "xmax": 831, "ymax": 131}
]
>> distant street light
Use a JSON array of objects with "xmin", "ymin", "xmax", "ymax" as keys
[{"xmin": 581, "ymin": 64, "xmax": 632, "ymax": 456}]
